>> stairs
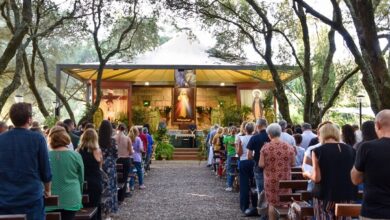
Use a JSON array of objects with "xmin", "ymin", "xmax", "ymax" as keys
[{"xmin": 172, "ymin": 148, "xmax": 199, "ymax": 160}]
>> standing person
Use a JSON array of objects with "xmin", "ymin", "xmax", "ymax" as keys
[
  {"xmin": 129, "ymin": 126, "xmax": 146, "ymax": 190},
  {"xmin": 114, "ymin": 124, "xmax": 133, "ymax": 201},
  {"xmin": 0, "ymin": 121, "xmax": 8, "ymax": 134},
  {"xmin": 305, "ymin": 123, "xmax": 356, "ymax": 219},
  {"xmin": 352, "ymin": 110, "xmax": 390, "ymax": 219},
  {"xmin": 98, "ymin": 120, "xmax": 118, "ymax": 214},
  {"xmin": 278, "ymin": 120, "xmax": 296, "ymax": 146},
  {"xmin": 341, "ymin": 124, "xmax": 357, "ymax": 147},
  {"xmin": 143, "ymin": 127, "xmax": 154, "ymax": 172},
  {"xmin": 301, "ymin": 123, "xmax": 317, "ymax": 149},
  {"xmin": 0, "ymin": 103, "xmax": 52, "ymax": 220},
  {"xmin": 259, "ymin": 123, "xmax": 295, "ymax": 220},
  {"xmin": 237, "ymin": 122, "xmax": 256, "ymax": 213},
  {"xmin": 293, "ymin": 134, "xmax": 305, "ymax": 166},
  {"xmin": 207, "ymin": 124, "xmax": 219, "ymax": 167},
  {"xmin": 353, "ymin": 120, "xmax": 378, "ymax": 150},
  {"xmin": 46, "ymin": 126, "xmax": 84, "ymax": 220},
  {"xmin": 64, "ymin": 119, "xmax": 80, "ymax": 148},
  {"xmin": 78, "ymin": 129, "xmax": 103, "ymax": 220},
  {"xmin": 224, "ymin": 126, "xmax": 237, "ymax": 192},
  {"xmin": 247, "ymin": 119, "xmax": 269, "ymax": 196}
]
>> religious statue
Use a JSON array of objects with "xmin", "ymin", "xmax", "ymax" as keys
[{"xmin": 252, "ymin": 89, "xmax": 263, "ymax": 119}]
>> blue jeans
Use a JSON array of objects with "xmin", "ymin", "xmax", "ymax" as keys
[
  {"xmin": 253, "ymin": 166, "xmax": 264, "ymax": 193},
  {"xmin": 226, "ymin": 156, "xmax": 235, "ymax": 187},
  {"xmin": 0, "ymin": 197, "xmax": 44, "ymax": 220},
  {"xmin": 130, "ymin": 161, "xmax": 144, "ymax": 187},
  {"xmin": 239, "ymin": 160, "xmax": 255, "ymax": 212}
]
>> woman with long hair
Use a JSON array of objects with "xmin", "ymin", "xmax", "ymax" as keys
[
  {"xmin": 98, "ymin": 120, "xmax": 118, "ymax": 214},
  {"xmin": 341, "ymin": 124, "xmax": 357, "ymax": 147},
  {"xmin": 77, "ymin": 128, "xmax": 103, "ymax": 220},
  {"xmin": 46, "ymin": 126, "xmax": 84, "ymax": 220},
  {"xmin": 129, "ymin": 126, "xmax": 146, "ymax": 190}
]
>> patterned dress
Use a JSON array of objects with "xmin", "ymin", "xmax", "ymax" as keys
[
  {"xmin": 102, "ymin": 138, "xmax": 119, "ymax": 214},
  {"xmin": 260, "ymin": 140, "xmax": 295, "ymax": 206}
]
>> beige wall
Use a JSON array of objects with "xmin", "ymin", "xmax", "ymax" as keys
[
  {"xmin": 132, "ymin": 87, "xmax": 172, "ymax": 107},
  {"xmin": 196, "ymin": 87, "xmax": 237, "ymax": 107}
]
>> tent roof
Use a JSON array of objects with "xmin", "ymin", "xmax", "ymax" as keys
[{"xmin": 59, "ymin": 34, "xmax": 300, "ymax": 87}]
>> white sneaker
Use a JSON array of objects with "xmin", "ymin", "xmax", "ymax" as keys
[{"xmin": 225, "ymin": 187, "xmax": 233, "ymax": 192}]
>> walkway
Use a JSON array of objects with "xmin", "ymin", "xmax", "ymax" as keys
[{"xmin": 116, "ymin": 160, "xmax": 246, "ymax": 220}]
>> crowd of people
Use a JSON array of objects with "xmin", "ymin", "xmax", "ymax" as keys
[
  {"xmin": 206, "ymin": 110, "xmax": 390, "ymax": 219},
  {"xmin": 0, "ymin": 102, "xmax": 154, "ymax": 220}
]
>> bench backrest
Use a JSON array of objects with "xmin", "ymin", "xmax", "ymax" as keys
[
  {"xmin": 279, "ymin": 180, "xmax": 308, "ymax": 191},
  {"xmin": 45, "ymin": 195, "xmax": 59, "ymax": 206},
  {"xmin": 0, "ymin": 215, "xmax": 26, "ymax": 220},
  {"xmin": 335, "ymin": 204, "xmax": 361, "ymax": 217}
]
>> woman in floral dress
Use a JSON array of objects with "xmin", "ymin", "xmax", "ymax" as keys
[
  {"xmin": 99, "ymin": 120, "xmax": 118, "ymax": 215},
  {"xmin": 259, "ymin": 123, "xmax": 295, "ymax": 220}
]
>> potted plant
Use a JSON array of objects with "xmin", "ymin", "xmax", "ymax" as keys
[{"xmin": 153, "ymin": 127, "xmax": 175, "ymax": 160}]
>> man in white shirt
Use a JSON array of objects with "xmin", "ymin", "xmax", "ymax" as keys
[
  {"xmin": 301, "ymin": 123, "xmax": 317, "ymax": 149},
  {"xmin": 278, "ymin": 120, "xmax": 296, "ymax": 146}
]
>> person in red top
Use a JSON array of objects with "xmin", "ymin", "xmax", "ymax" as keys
[{"xmin": 138, "ymin": 127, "xmax": 148, "ymax": 153}]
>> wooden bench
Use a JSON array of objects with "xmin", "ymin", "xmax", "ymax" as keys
[
  {"xmin": 75, "ymin": 195, "xmax": 97, "ymax": 220},
  {"xmin": 0, "ymin": 215, "xmax": 26, "ymax": 220},
  {"xmin": 279, "ymin": 180, "xmax": 308, "ymax": 191},
  {"xmin": 335, "ymin": 203, "xmax": 361, "ymax": 218},
  {"xmin": 291, "ymin": 166, "xmax": 302, "ymax": 172},
  {"xmin": 44, "ymin": 196, "xmax": 61, "ymax": 220},
  {"xmin": 291, "ymin": 172, "xmax": 304, "ymax": 180}
]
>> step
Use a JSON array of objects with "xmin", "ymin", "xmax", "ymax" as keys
[
  {"xmin": 173, "ymin": 148, "xmax": 199, "ymax": 151},
  {"xmin": 172, "ymin": 155, "xmax": 199, "ymax": 160},
  {"xmin": 173, "ymin": 151, "xmax": 199, "ymax": 155}
]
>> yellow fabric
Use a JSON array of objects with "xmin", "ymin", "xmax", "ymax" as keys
[{"xmin": 64, "ymin": 67, "xmax": 297, "ymax": 84}]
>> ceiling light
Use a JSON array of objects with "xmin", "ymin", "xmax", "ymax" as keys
[
  {"xmin": 220, "ymin": 82, "xmax": 225, "ymax": 86},
  {"xmin": 145, "ymin": 82, "xmax": 150, "ymax": 86}
]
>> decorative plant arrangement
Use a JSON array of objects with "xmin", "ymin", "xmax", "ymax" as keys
[{"xmin": 153, "ymin": 127, "xmax": 175, "ymax": 160}]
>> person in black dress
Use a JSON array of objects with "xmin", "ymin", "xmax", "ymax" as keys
[{"xmin": 77, "ymin": 128, "xmax": 103, "ymax": 220}]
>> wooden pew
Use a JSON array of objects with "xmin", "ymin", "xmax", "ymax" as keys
[
  {"xmin": 291, "ymin": 172, "xmax": 304, "ymax": 180},
  {"xmin": 291, "ymin": 166, "xmax": 302, "ymax": 172},
  {"xmin": 279, "ymin": 180, "xmax": 308, "ymax": 191},
  {"xmin": 75, "ymin": 195, "xmax": 97, "ymax": 220},
  {"xmin": 0, "ymin": 215, "xmax": 26, "ymax": 220},
  {"xmin": 335, "ymin": 204, "xmax": 361, "ymax": 218},
  {"xmin": 276, "ymin": 180, "xmax": 310, "ymax": 218},
  {"xmin": 44, "ymin": 196, "xmax": 61, "ymax": 220}
]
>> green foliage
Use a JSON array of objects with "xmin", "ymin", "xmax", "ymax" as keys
[
  {"xmin": 44, "ymin": 115, "xmax": 58, "ymax": 128},
  {"xmin": 114, "ymin": 112, "xmax": 129, "ymax": 128},
  {"xmin": 131, "ymin": 106, "xmax": 149, "ymax": 125},
  {"xmin": 153, "ymin": 127, "xmax": 174, "ymax": 160},
  {"xmin": 220, "ymin": 104, "xmax": 252, "ymax": 126},
  {"xmin": 197, "ymin": 130, "xmax": 208, "ymax": 162}
]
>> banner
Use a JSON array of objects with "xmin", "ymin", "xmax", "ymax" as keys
[
  {"xmin": 173, "ymin": 87, "xmax": 195, "ymax": 123},
  {"xmin": 174, "ymin": 69, "xmax": 196, "ymax": 88}
]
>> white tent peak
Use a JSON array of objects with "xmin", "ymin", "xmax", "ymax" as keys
[{"xmin": 129, "ymin": 32, "xmax": 236, "ymax": 66}]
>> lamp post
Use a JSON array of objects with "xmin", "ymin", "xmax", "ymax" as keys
[
  {"xmin": 52, "ymin": 101, "xmax": 60, "ymax": 118},
  {"xmin": 14, "ymin": 95, "xmax": 23, "ymax": 103},
  {"xmin": 357, "ymin": 94, "xmax": 364, "ymax": 128}
]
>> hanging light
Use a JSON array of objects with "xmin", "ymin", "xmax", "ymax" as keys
[
  {"xmin": 220, "ymin": 82, "xmax": 225, "ymax": 86},
  {"xmin": 145, "ymin": 82, "xmax": 150, "ymax": 86},
  {"xmin": 14, "ymin": 95, "xmax": 23, "ymax": 103}
]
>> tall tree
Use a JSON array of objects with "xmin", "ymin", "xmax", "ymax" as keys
[
  {"xmin": 0, "ymin": 0, "xmax": 32, "ymax": 76},
  {"xmin": 294, "ymin": 0, "xmax": 390, "ymax": 114},
  {"xmin": 79, "ymin": 0, "xmax": 159, "ymax": 124}
]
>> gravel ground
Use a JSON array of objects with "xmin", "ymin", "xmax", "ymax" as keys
[{"xmin": 114, "ymin": 160, "xmax": 250, "ymax": 220}]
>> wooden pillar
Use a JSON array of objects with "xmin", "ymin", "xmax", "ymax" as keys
[
  {"xmin": 236, "ymin": 86, "xmax": 241, "ymax": 106},
  {"xmin": 128, "ymin": 83, "xmax": 132, "ymax": 124}
]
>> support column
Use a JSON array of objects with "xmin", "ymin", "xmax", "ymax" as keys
[{"xmin": 55, "ymin": 65, "xmax": 61, "ymax": 117}]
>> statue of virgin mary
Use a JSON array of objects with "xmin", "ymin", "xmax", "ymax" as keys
[{"xmin": 252, "ymin": 89, "xmax": 263, "ymax": 119}]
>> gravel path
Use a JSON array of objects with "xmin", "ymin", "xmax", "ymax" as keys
[{"xmin": 115, "ymin": 160, "xmax": 248, "ymax": 220}]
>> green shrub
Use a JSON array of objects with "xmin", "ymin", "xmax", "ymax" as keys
[{"xmin": 154, "ymin": 141, "xmax": 174, "ymax": 160}]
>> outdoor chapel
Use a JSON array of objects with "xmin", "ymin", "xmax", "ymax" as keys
[{"xmin": 1, "ymin": 0, "xmax": 390, "ymax": 220}]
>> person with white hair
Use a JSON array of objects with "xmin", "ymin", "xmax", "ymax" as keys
[
  {"xmin": 352, "ymin": 109, "xmax": 390, "ymax": 218},
  {"xmin": 206, "ymin": 124, "xmax": 219, "ymax": 167},
  {"xmin": 259, "ymin": 123, "xmax": 295, "ymax": 220},
  {"xmin": 278, "ymin": 120, "xmax": 296, "ymax": 147},
  {"xmin": 301, "ymin": 122, "xmax": 317, "ymax": 149}
]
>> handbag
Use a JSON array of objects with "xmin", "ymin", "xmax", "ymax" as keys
[{"xmin": 288, "ymin": 200, "xmax": 311, "ymax": 220}]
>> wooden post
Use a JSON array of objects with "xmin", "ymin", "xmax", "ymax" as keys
[{"xmin": 55, "ymin": 65, "xmax": 61, "ymax": 117}]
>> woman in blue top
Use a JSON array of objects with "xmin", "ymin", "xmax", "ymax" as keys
[{"xmin": 129, "ymin": 126, "xmax": 146, "ymax": 190}]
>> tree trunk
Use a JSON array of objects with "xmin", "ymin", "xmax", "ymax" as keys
[
  {"xmin": 345, "ymin": 0, "xmax": 390, "ymax": 111},
  {"xmin": 0, "ymin": 49, "xmax": 23, "ymax": 113},
  {"xmin": 0, "ymin": 0, "xmax": 32, "ymax": 76},
  {"xmin": 22, "ymin": 51, "xmax": 50, "ymax": 117}
]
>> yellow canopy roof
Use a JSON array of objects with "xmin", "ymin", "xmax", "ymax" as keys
[{"xmin": 60, "ymin": 64, "xmax": 299, "ymax": 87}]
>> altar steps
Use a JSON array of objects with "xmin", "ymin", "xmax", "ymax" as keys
[{"xmin": 172, "ymin": 148, "xmax": 199, "ymax": 160}]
